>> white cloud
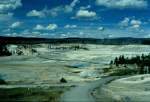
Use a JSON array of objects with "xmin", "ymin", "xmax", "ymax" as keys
[
  {"xmin": 131, "ymin": 24, "xmax": 140, "ymax": 29},
  {"xmin": 61, "ymin": 34, "xmax": 68, "ymax": 38},
  {"xmin": 0, "ymin": 0, "xmax": 22, "ymax": 21},
  {"xmin": 76, "ymin": 9, "xmax": 96, "ymax": 18},
  {"xmin": 64, "ymin": 24, "xmax": 77, "ymax": 28},
  {"xmin": 98, "ymin": 27, "xmax": 105, "ymax": 31},
  {"xmin": 0, "ymin": 0, "xmax": 22, "ymax": 12},
  {"xmin": 0, "ymin": 13, "xmax": 13, "ymax": 21},
  {"xmin": 27, "ymin": 0, "xmax": 79, "ymax": 18},
  {"xmin": 34, "ymin": 24, "xmax": 58, "ymax": 31},
  {"xmin": 27, "ymin": 10, "xmax": 45, "ymax": 18},
  {"xmin": 21, "ymin": 29, "xmax": 30, "ymax": 35},
  {"xmin": 27, "ymin": 8, "xmax": 55, "ymax": 18},
  {"xmin": 130, "ymin": 19, "xmax": 142, "ymax": 29},
  {"xmin": 96, "ymin": 0, "xmax": 148, "ymax": 9},
  {"xmin": 79, "ymin": 32, "xmax": 84, "ymax": 35},
  {"xmin": 27, "ymin": 7, "xmax": 69, "ymax": 18},
  {"xmin": 34, "ymin": 24, "xmax": 45, "ymax": 30},
  {"xmin": 46, "ymin": 24, "xmax": 58, "ymax": 30},
  {"xmin": 70, "ymin": 0, "xmax": 79, "ymax": 8},
  {"xmin": 119, "ymin": 18, "xmax": 142, "ymax": 29},
  {"xmin": 80, "ymin": 5, "xmax": 91, "ymax": 10},
  {"xmin": 130, "ymin": 19, "xmax": 142, "ymax": 25},
  {"xmin": 32, "ymin": 31, "xmax": 41, "ymax": 35},
  {"xmin": 44, "ymin": 7, "xmax": 62, "ymax": 17},
  {"xmin": 65, "ymin": 0, "xmax": 80, "ymax": 12},
  {"xmin": 10, "ymin": 21, "xmax": 22, "ymax": 29},
  {"xmin": 119, "ymin": 17, "xmax": 130, "ymax": 27}
]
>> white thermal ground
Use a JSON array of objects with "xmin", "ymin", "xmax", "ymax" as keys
[
  {"xmin": 0, "ymin": 44, "xmax": 150, "ymax": 86},
  {"xmin": 105, "ymin": 74, "xmax": 150, "ymax": 102}
]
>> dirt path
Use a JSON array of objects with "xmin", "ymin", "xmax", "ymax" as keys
[{"xmin": 60, "ymin": 77, "xmax": 117, "ymax": 102}]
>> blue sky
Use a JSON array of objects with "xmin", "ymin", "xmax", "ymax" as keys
[{"xmin": 0, "ymin": 0, "xmax": 150, "ymax": 38}]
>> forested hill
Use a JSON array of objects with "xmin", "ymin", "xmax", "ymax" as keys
[{"xmin": 0, "ymin": 36, "xmax": 150, "ymax": 45}]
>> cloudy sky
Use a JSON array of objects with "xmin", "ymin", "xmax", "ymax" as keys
[{"xmin": 1, "ymin": 0, "xmax": 150, "ymax": 38}]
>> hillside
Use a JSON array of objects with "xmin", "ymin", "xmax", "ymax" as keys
[{"xmin": 0, "ymin": 36, "xmax": 150, "ymax": 45}]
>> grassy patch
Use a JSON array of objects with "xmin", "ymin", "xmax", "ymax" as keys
[
  {"xmin": 103, "ymin": 65, "xmax": 138, "ymax": 76},
  {"xmin": 0, "ymin": 86, "xmax": 68, "ymax": 102},
  {"xmin": 109, "ymin": 68, "xmax": 138, "ymax": 76}
]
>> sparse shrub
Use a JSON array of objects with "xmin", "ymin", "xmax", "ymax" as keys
[
  {"xmin": 103, "ymin": 68, "xmax": 112, "ymax": 73},
  {"xmin": 31, "ymin": 49, "xmax": 37, "ymax": 53},
  {"xmin": 60, "ymin": 78, "xmax": 67, "ymax": 83},
  {"xmin": 0, "ymin": 78, "xmax": 7, "ymax": 85}
]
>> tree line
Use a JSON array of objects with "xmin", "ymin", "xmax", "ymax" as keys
[{"xmin": 111, "ymin": 54, "xmax": 150, "ymax": 74}]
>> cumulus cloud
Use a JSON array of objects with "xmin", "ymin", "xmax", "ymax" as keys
[
  {"xmin": 27, "ymin": 7, "xmax": 69, "ymax": 18},
  {"xmin": 10, "ymin": 21, "xmax": 22, "ymax": 29},
  {"xmin": 0, "ymin": 0, "xmax": 22, "ymax": 12},
  {"xmin": 34, "ymin": 24, "xmax": 45, "ymax": 30},
  {"xmin": 27, "ymin": 0, "xmax": 79, "ymax": 18},
  {"xmin": 27, "ymin": 7, "xmax": 55, "ymax": 18},
  {"xmin": 131, "ymin": 24, "xmax": 140, "ymax": 29},
  {"xmin": 119, "ymin": 17, "xmax": 130, "ymax": 27},
  {"xmin": 96, "ymin": 0, "xmax": 148, "ymax": 9},
  {"xmin": 76, "ymin": 9, "xmax": 96, "ymax": 19},
  {"xmin": 130, "ymin": 19, "xmax": 142, "ymax": 29},
  {"xmin": 27, "ymin": 10, "xmax": 45, "ymax": 18},
  {"xmin": 64, "ymin": 24, "xmax": 77, "ymax": 28},
  {"xmin": 46, "ymin": 24, "xmax": 58, "ymax": 30},
  {"xmin": 119, "ymin": 18, "xmax": 142, "ymax": 29},
  {"xmin": 130, "ymin": 19, "xmax": 142, "ymax": 25},
  {"xmin": 34, "ymin": 24, "xmax": 58, "ymax": 31},
  {"xmin": 0, "ymin": 0, "xmax": 22, "ymax": 21},
  {"xmin": 65, "ymin": 0, "xmax": 80, "ymax": 12}
]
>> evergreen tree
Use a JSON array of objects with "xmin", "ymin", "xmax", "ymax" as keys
[
  {"xmin": 0, "ymin": 44, "xmax": 11, "ymax": 56},
  {"xmin": 114, "ymin": 57, "xmax": 119, "ymax": 66}
]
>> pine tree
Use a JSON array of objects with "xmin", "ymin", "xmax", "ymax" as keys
[{"xmin": 0, "ymin": 44, "xmax": 11, "ymax": 56}]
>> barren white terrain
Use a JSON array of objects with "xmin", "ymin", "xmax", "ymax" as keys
[
  {"xmin": 102, "ymin": 74, "xmax": 150, "ymax": 102},
  {"xmin": 0, "ymin": 44, "xmax": 150, "ymax": 102},
  {"xmin": 0, "ymin": 44, "xmax": 150, "ymax": 85}
]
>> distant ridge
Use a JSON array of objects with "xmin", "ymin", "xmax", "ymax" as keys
[{"xmin": 0, "ymin": 36, "xmax": 150, "ymax": 45}]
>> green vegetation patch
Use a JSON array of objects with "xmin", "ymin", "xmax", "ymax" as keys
[
  {"xmin": 103, "ymin": 66, "xmax": 138, "ymax": 76},
  {"xmin": 109, "ymin": 68, "xmax": 138, "ymax": 76},
  {"xmin": 0, "ymin": 86, "xmax": 68, "ymax": 102},
  {"xmin": 108, "ymin": 53, "xmax": 150, "ymax": 76}
]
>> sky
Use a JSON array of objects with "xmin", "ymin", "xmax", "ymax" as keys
[{"xmin": 0, "ymin": 0, "xmax": 150, "ymax": 38}]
